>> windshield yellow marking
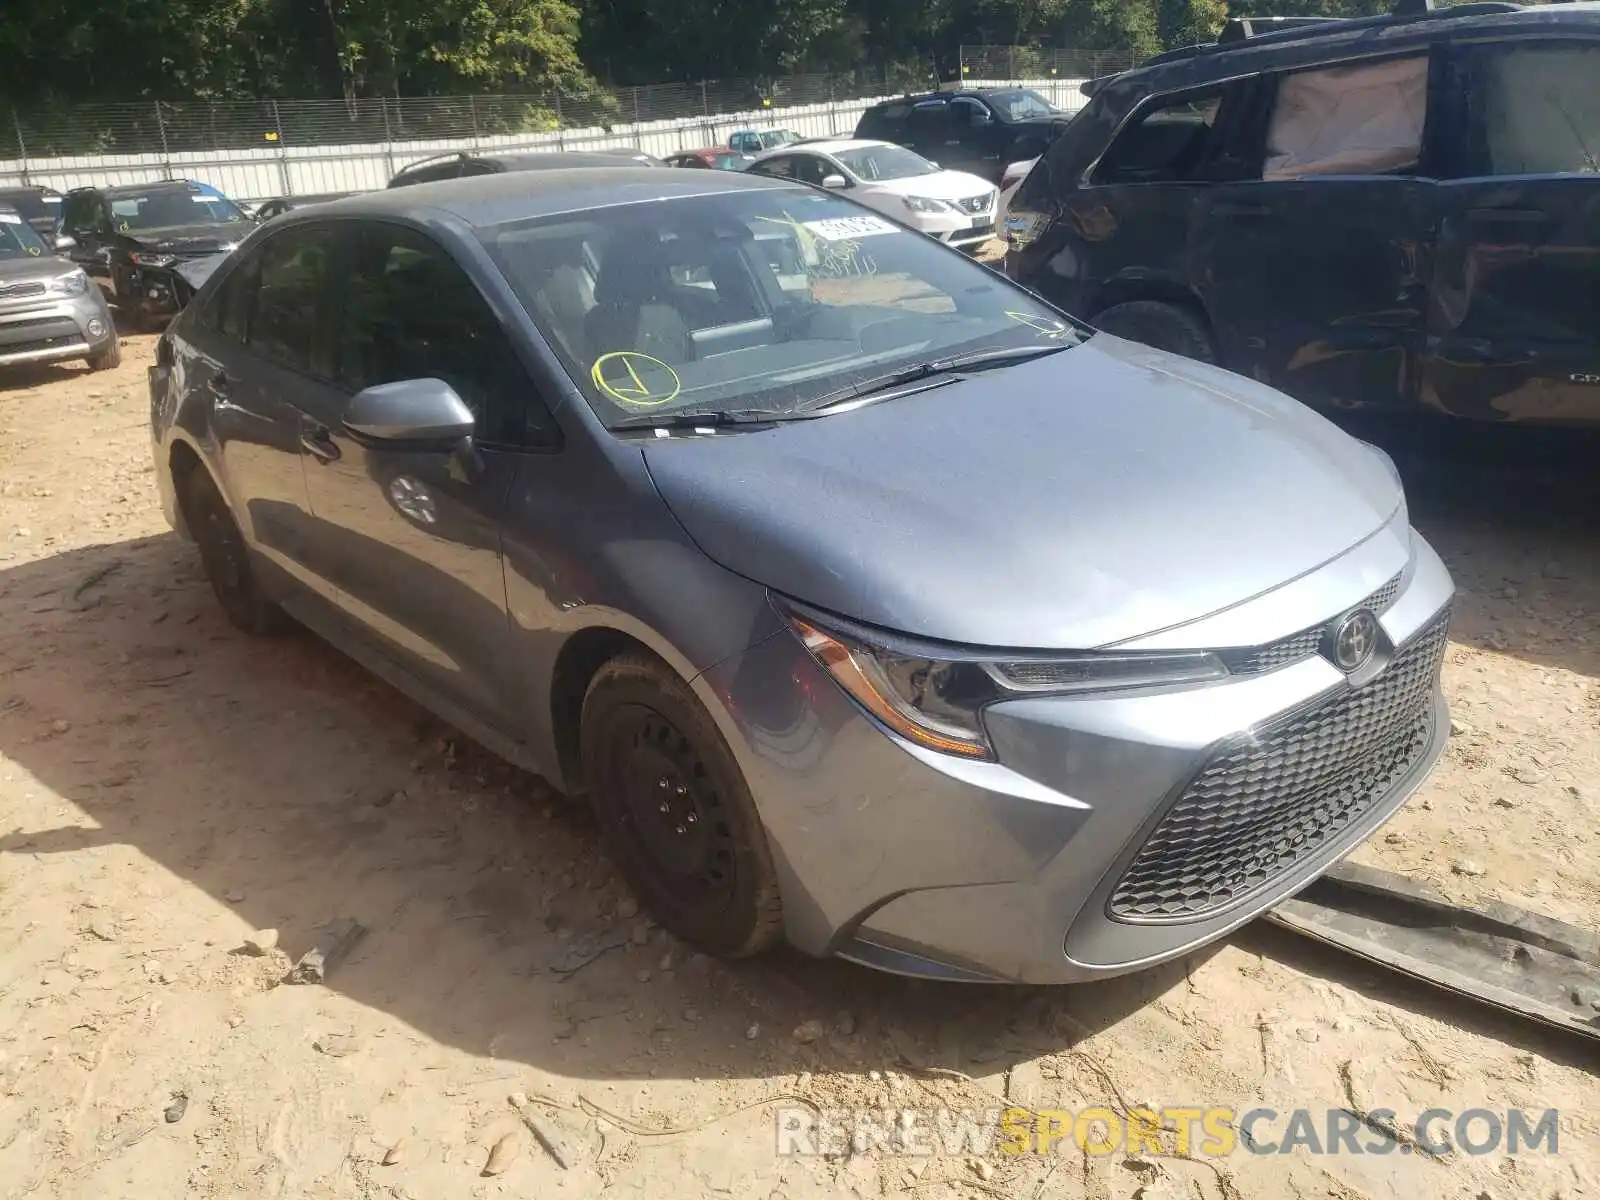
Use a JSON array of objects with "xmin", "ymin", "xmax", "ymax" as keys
[{"xmin": 590, "ymin": 351, "xmax": 682, "ymax": 408}]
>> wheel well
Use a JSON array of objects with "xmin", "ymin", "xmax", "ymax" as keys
[
  {"xmin": 549, "ymin": 627, "xmax": 658, "ymax": 792},
  {"xmin": 168, "ymin": 441, "xmax": 205, "ymax": 536},
  {"xmin": 1090, "ymin": 280, "xmax": 1215, "ymax": 341}
]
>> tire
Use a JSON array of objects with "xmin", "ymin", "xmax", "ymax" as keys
[
  {"xmin": 86, "ymin": 339, "xmax": 121, "ymax": 371},
  {"xmin": 181, "ymin": 468, "xmax": 286, "ymax": 636},
  {"xmin": 1091, "ymin": 300, "xmax": 1216, "ymax": 364},
  {"xmin": 580, "ymin": 653, "xmax": 783, "ymax": 959}
]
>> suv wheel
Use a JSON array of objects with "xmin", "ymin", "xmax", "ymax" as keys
[
  {"xmin": 86, "ymin": 339, "xmax": 121, "ymax": 371},
  {"xmin": 182, "ymin": 468, "xmax": 286, "ymax": 635},
  {"xmin": 580, "ymin": 653, "xmax": 783, "ymax": 959},
  {"xmin": 1091, "ymin": 301, "xmax": 1216, "ymax": 363}
]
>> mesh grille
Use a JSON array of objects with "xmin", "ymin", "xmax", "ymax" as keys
[
  {"xmin": 0, "ymin": 334, "xmax": 86, "ymax": 356},
  {"xmin": 1223, "ymin": 573, "xmax": 1403, "ymax": 676},
  {"xmin": 956, "ymin": 194, "xmax": 992, "ymax": 214},
  {"xmin": 1108, "ymin": 608, "xmax": 1450, "ymax": 922},
  {"xmin": 0, "ymin": 281, "xmax": 46, "ymax": 301}
]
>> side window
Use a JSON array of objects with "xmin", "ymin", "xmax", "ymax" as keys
[
  {"xmin": 1466, "ymin": 40, "xmax": 1600, "ymax": 177},
  {"xmin": 248, "ymin": 227, "xmax": 335, "ymax": 372},
  {"xmin": 205, "ymin": 252, "xmax": 258, "ymax": 342},
  {"xmin": 951, "ymin": 98, "xmax": 992, "ymax": 129},
  {"xmin": 1093, "ymin": 87, "xmax": 1228, "ymax": 184},
  {"xmin": 908, "ymin": 99, "xmax": 951, "ymax": 140},
  {"xmin": 789, "ymin": 155, "xmax": 829, "ymax": 186},
  {"xmin": 336, "ymin": 225, "xmax": 559, "ymax": 450},
  {"xmin": 748, "ymin": 155, "xmax": 795, "ymax": 179},
  {"xmin": 1263, "ymin": 54, "xmax": 1430, "ymax": 179},
  {"xmin": 63, "ymin": 192, "xmax": 101, "ymax": 234},
  {"xmin": 459, "ymin": 159, "xmax": 499, "ymax": 177}
]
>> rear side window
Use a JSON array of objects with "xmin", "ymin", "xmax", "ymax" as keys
[
  {"xmin": 1262, "ymin": 54, "xmax": 1430, "ymax": 179},
  {"xmin": 1093, "ymin": 87, "xmax": 1228, "ymax": 184},
  {"xmin": 1474, "ymin": 41, "xmax": 1600, "ymax": 176},
  {"xmin": 249, "ymin": 227, "xmax": 335, "ymax": 372}
]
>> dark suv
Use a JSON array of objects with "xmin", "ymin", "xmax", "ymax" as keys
[
  {"xmin": 388, "ymin": 149, "xmax": 662, "ymax": 187},
  {"xmin": 855, "ymin": 88, "xmax": 1076, "ymax": 183},
  {"xmin": 0, "ymin": 186, "xmax": 66, "ymax": 242},
  {"xmin": 1007, "ymin": 1, "xmax": 1600, "ymax": 426}
]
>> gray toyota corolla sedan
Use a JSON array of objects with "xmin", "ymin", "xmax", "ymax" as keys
[{"xmin": 148, "ymin": 169, "xmax": 1454, "ymax": 984}]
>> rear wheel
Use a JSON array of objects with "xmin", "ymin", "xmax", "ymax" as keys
[
  {"xmin": 1091, "ymin": 300, "xmax": 1216, "ymax": 363},
  {"xmin": 181, "ymin": 468, "xmax": 285, "ymax": 636},
  {"xmin": 580, "ymin": 653, "xmax": 783, "ymax": 959}
]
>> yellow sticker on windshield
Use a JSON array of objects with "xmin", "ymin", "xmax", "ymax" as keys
[
  {"xmin": 1005, "ymin": 311, "xmax": 1072, "ymax": 338},
  {"xmin": 590, "ymin": 351, "xmax": 682, "ymax": 408},
  {"xmin": 118, "ymin": 221, "xmax": 130, "ymax": 233}
]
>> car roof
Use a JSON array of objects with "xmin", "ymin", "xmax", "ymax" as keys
[
  {"xmin": 751, "ymin": 138, "xmax": 890, "ymax": 159},
  {"xmin": 0, "ymin": 186, "xmax": 56, "ymax": 197},
  {"xmin": 1100, "ymin": 1, "xmax": 1600, "ymax": 98},
  {"xmin": 488, "ymin": 150, "xmax": 657, "ymax": 169},
  {"xmin": 869, "ymin": 88, "xmax": 1030, "ymax": 107},
  {"xmin": 94, "ymin": 180, "xmax": 207, "ymax": 197},
  {"xmin": 286, "ymin": 167, "xmax": 803, "ymax": 229}
]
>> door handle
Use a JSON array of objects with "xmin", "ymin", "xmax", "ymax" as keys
[{"xmin": 301, "ymin": 425, "xmax": 341, "ymax": 463}]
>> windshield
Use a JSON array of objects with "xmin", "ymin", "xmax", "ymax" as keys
[
  {"xmin": 991, "ymin": 89, "xmax": 1059, "ymax": 120},
  {"xmin": 483, "ymin": 188, "xmax": 1085, "ymax": 429},
  {"xmin": 762, "ymin": 130, "xmax": 802, "ymax": 149},
  {"xmin": 834, "ymin": 145, "xmax": 939, "ymax": 181},
  {"xmin": 0, "ymin": 212, "xmax": 50, "ymax": 259},
  {"xmin": 109, "ymin": 187, "xmax": 249, "ymax": 230}
]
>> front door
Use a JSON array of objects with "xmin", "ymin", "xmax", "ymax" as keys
[
  {"xmin": 1424, "ymin": 36, "xmax": 1600, "ymax": 423},
  {"xmin": 1192, "ymin": 51, "xmax": 1437, "ymax": 413},
  {"xmin": 61, "ymin": 191, "xmax": 113, "ymax": 292},
  {"xmin": 296, "ymin": 221, "xmax": 557, "ymax": 731}
]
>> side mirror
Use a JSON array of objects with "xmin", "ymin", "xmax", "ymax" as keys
[
  {"xmin": 821, "ymin": 173, "xmax": 848, "ymax": 190},
  {"xmin": 53, "ymin": 234, "xmax": 77, "ymax": 252},
  {"xmin": 344, "ymin": 378, "xmax": 475, "ymax": 445}
]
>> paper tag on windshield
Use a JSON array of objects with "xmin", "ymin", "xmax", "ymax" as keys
[
  {"xmin": 802, "ymin": 215, "xmax": 900, "ymax": 241},
  {"xmin": 0, "ymin": 213, "xmax": 20, "ymax": 224}
]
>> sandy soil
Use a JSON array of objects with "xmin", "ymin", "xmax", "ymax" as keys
[{"xmin": 1, "ymin": 333, "xmax": 1597, "ymax": 1200}]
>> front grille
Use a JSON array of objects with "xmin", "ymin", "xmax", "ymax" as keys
[
  {"xmin": 955, "ymin": 194, "xmax": 992, "ymax": 215},
  {"xmin": 0, "ymin": 281, "xmax": 46, "ymax": 301},
  {"xmin": 0, "ymin": 334, "xmax": 85, "ymax": 357},
  {"xmin": 1108, "ymin": 608, "xmax": 1450, "ymax": 922},
  {"xmin": 1223, "ymin": 573, "xmax": 1403, "ymax": 676}
]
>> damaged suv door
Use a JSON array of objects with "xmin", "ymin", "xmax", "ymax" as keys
[{"xmin": 1425, "ymin": 35, "xmax": 1600, "ymax": 423}]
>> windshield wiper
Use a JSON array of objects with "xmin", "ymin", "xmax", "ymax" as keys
[
  {"xmin": 611, "ymin": 408, "xmax": 787, "ymax": 432},
  {"xmin": 805, "ymin": 342, "xmax": 1074, "ymax": 415}
]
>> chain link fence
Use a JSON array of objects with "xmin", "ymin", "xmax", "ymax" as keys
[{"xmin": 0, "ymin": 51, "xmax": 1112, "ymax": 200}]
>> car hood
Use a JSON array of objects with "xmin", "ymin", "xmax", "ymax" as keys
[
  {"xmin": 124, "ymin": 223, "xmax": 248, "ymax": 254},
  {"xmin": 642, "ymin": 336, "xmax": 1402, "ymax": 649},
  {"xmin": 871, "ymin": 169, "xmax": 995, "ymax": 201},
  {"xmin": 0, "ymin": 253, "xmax": 73, "ymax": 283}
]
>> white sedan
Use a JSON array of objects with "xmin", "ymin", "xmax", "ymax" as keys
[{"xmin": 744, "ymin": 138, "xmax": 997, "ymax": 252}]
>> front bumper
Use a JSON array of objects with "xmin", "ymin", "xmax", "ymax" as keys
[
  {"xmin": 698, "ymin": 519, "xmax": 1454, "ymax": 984},
  {"xmin": 908, "ymin": 207, "xmax": 997, "ymax": 250},
  {"xmin": 0, "ymin": 291, "xmax": 117, "ymax": 367}
]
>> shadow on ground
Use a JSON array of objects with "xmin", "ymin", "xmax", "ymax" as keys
[{"xmin": 0, "ymin": 423, "xmax": 1596, "ymax": 1092}]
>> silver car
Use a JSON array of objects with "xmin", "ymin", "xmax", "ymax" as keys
[
  {"xmin": 148, "ymin": 169, "xmax": 1453, "ymax": 984},
  {"xmin": 0, "ymin": 208, "xmax": 120, "ymax": 371}
]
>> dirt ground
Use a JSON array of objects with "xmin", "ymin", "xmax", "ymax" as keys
[{"xmin": 0, "ymin": 332, "xmax": 1596, "ymax": 1200}]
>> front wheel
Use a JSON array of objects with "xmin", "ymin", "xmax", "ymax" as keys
[
  {"xmin": 580, "ymin": 653, "xmax": 783, "ymax": 959},
  {"xmin": 1091, "ymin": 300, "xmax": 1216, "ymax": 364},
  {"xmin": 86, "ymin": 338, "xmax": 121, "ymax": 371}
]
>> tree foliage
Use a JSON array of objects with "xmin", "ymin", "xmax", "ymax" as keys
[{"xmin": 1, "ymin": 0, "xmax": 1397, "ymax": 106}]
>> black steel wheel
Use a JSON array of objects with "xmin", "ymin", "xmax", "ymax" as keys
[
  {"xmin": 581, "ymin": 653, "xmax": 782, "ymax": 958},
  {"xmin": 182, "ymin": 468, "xmax": 285, "ymax": 636}
]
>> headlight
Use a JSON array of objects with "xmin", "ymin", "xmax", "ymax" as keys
[
  {"xmin": 783, "ymin": 604, "xmax": 1227, "ymax": 760},
  {"xmin": 44, "ymin": 269, "xmax": 89, "ymax": 297},
  {"xmin": 130, "ymin": 251, "xmax": 176, "ymax": 268},
  {"xmin": 903, "ymin": 195, "xmax": 952, "ymax": 214}
]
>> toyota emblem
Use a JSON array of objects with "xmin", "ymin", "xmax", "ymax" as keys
[{"xmin": 1330, "ymin": 610, "xmax": 1379, "ymax": 672}]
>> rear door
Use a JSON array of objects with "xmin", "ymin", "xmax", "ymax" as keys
[
  {"xmin": 185, "ymin": 227, "xmax": 336, "ymax": 583},
  {"xmin": 905, "ymin": 97, "xmax": 954, "ymax": 163},
  {"xmin": 947, "ymin": 97, "xmax": 999, "ymax": 177},
  {"xmin": 1425, "ymin": 35, "xmax": 1600, "ymax": 423},
  {"xmin": 295, "ymin": 220, "xmax": 561, "ymax": 730},
  {"xmin": 1191, "ymin": 50, "xmax": 1437, "ymax": 412}
]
